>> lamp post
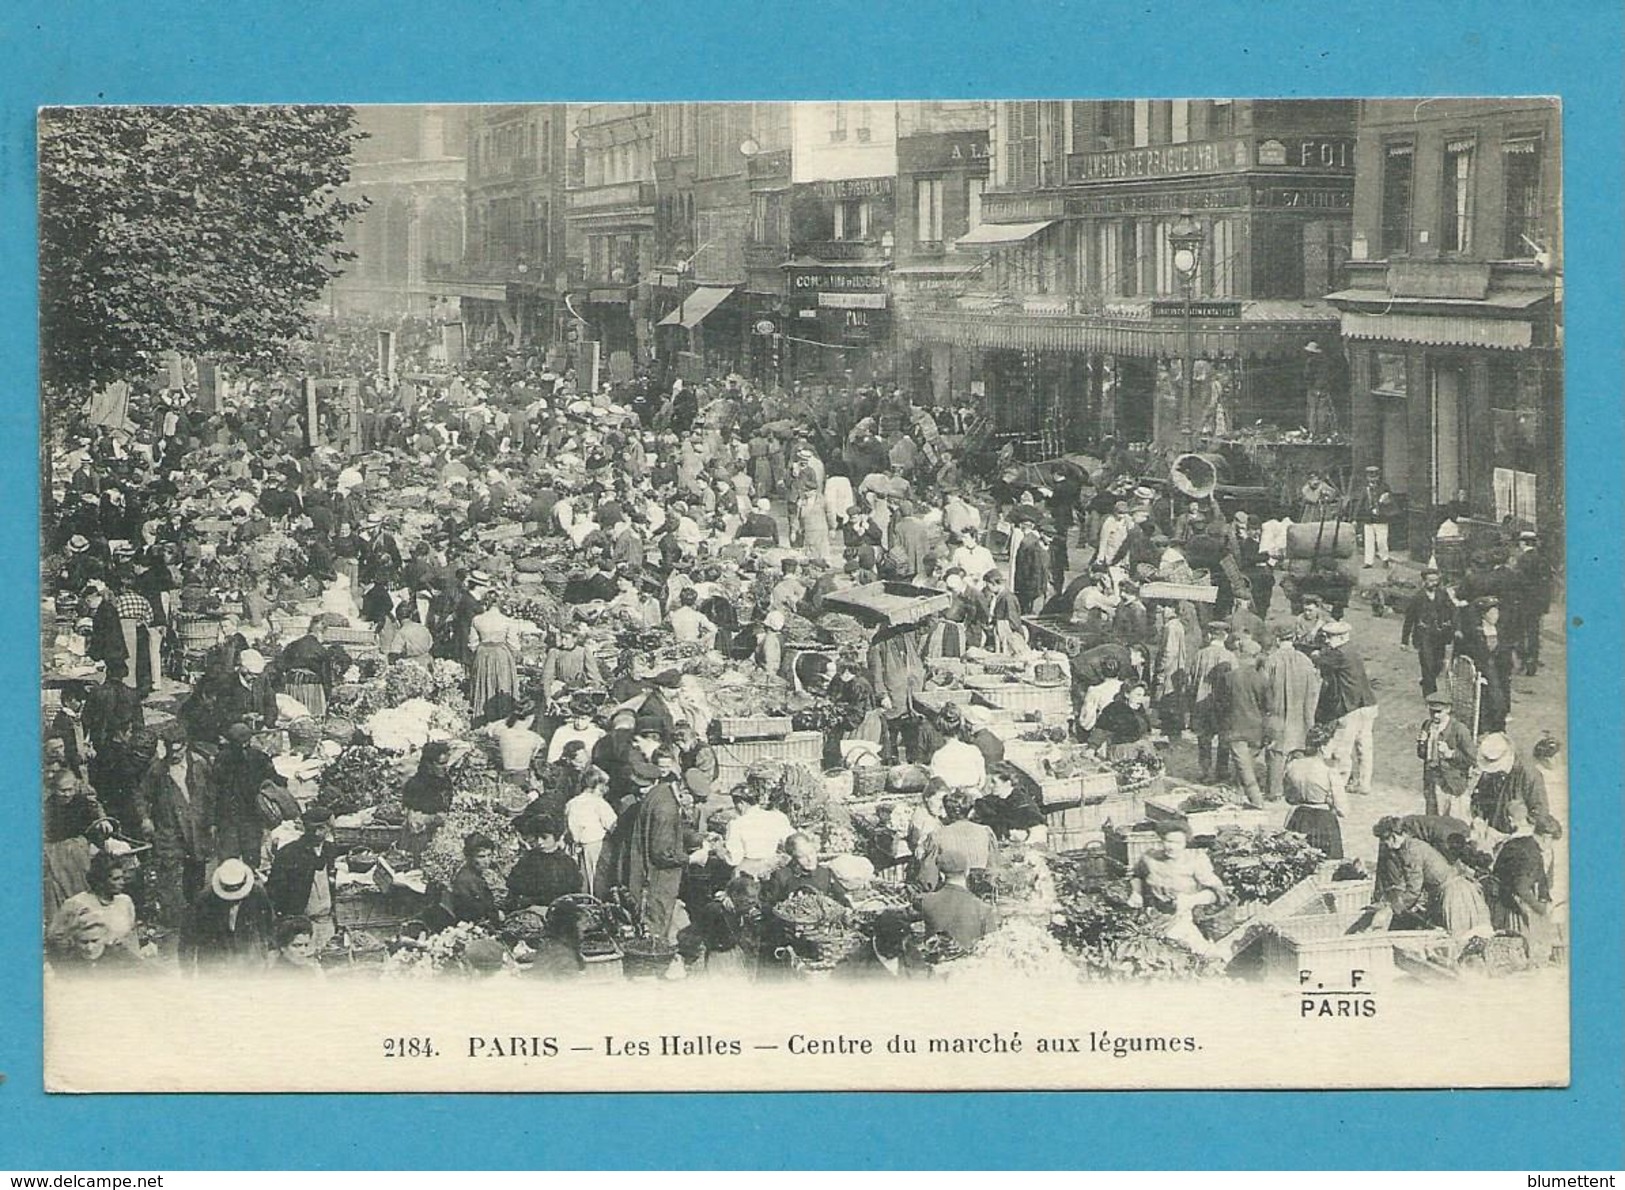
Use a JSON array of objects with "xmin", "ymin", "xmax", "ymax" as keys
[{"xmin": 1168, "ymin": 210, "xmax": 1205, "ymax": 450}]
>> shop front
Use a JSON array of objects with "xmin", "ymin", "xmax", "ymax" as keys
[
  {"xmin": 782, "ymin": 260, "xmax": 895, "ymax": 387},
  {"xmin": 1332, "ymin": 285, "xmax": 1559, "ymax": 556}
]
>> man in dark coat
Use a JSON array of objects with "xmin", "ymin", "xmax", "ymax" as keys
[
  {"xmin": 1511, "ymin": 532, "xmax": 1554, "ymax": 675},
  {"xmin": 1400, "ymin": 568, "xmax": 1459, "ymax": 696},
  {"xmin": 83, "ymin": 661, "xmax": 146, "ymax": 751},
  {"xmin": 265, "ymin": 805, "xmax": 347, "ymax": 947},
  {"xmin": 137, "ymin": 728, "xmax": 216, "ymax": 931},
  {"xmin": 1312, "ymin": 620, "xmax": 1378, "ymax": 796},
  {"xmin": 1013, "ymin": 523, "xmax": 1052, "ymax": 615},
  {"xmin": 622, "ymin": 747, "xmax": 688, "ymax": 942}
]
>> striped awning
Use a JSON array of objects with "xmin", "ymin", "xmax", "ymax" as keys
[{"xmin": 1340, "ymin": 311, "xmax": 1533, "ymax": 350}]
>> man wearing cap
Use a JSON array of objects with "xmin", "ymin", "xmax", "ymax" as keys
[
  {"xmin": 1313, "ymin": 620, "xmax": 1378, "ymax": 796},
  {"xmin": 1417, "ymin": 691, "xmax": 1477, "ymax": 819},
  {"xmin": 211, "ymin": 720, "xmax": 285, "ymax": 865},
  {"xmin": 137, "ymin": 725, "xmax": 215, "ymax": 932},
  {"xmin": 623, "ymin": 743, "xmax": 688, "ymax": 942},
  {"xmin": 1400, "ymin": 568, "xmax": 1459, "ymax": 696},
  {"xmin": 1013, "ymin": 520, "xmax": 1052, "ymax": 615},
  {"xmin": 266, "ymin": 805, "xmax": 347, "ymax": 950},
  {"xmin": 1096, "ymin": 499, "xmax": 1133, "ymax": 570},
  {"xmin": 1292, "ymin": 592, "xmax": 1329, "ymax": 648},
  {"xmin": 1354, "ymin": 464, "xmax": 1396, "ymax": 569}
]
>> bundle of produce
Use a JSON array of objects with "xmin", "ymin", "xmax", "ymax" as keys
[
  {"xmin": 774, "ymin": 761, "xmax": 854, "ymax": 854},
  {"xmin": 497, "ymin": 906, "xmax": 552, "ymax": 947},
  {"xmin": 1107, "ymin": 753, "xmax": 1164, "ymax": 790},
  {"xmin": 817, "ymin": 612, "xmax": 868, "ymax": 647},
  {"xmin": 364, "ymin": 698, "xmax": 453, "ymax": 753},
  {"xmin": 781, "ymin": 612, "xmax": 820, "ymax": 646},
  {"xmin": 1017, "ymin": 724, "xmax": 1071, "ymax": 744},
  {"xmin": 450, "ymin": 743, "xmax": 501, "ymax": 800},
  {"xmin": 1206, "ymin": 826, "xmax": 1325, "ymax": 904},
  {"xmin": 419, "ymin": 795, "xmax": 522, "ymax": 890},
  {"xmin": 1039, "ymin": 746, "xmax": 1105, "ymax": 780},
  {"xmin": 771, "ymin": 888, "xmax": 850, "ymax": 931},
  {"xmin": 381, "ymin": 659, "xmax": 468, "ymax": 708},
  {"xmin": 942, "ymin": 918, "xmax": 1079, "ymax": 982},
  {"xmin": 1178, "ymin": 788, "xmax": 1228, "ymax": 814},
  {"xmin": 327, "ymin": 677, "xmax": 389, "ymax": 720},
  {"xmin": 315, "ymin": 745, "xmax": 399, "ymax": 815},
  {"xmin": 382, "ymin": 922, "xmax": 517, "ymax": 979},
  {"xmin": 789, "ymin": 697, "xmax": 849, "ymax": 738},
  {"xmin": 242, "ymin": 530, "xmax": 296, "ymax": 576},
  {"xmin": 507, "ymin": 591, "xmax": 573, "ymax": 634},
  {"xmin": 989, "ymin": 842, "xmax": 1056, "ymax": 907},
  {"xmin": 1331, "ymin": 858, "xmax": 1370, "ymax": 882}
]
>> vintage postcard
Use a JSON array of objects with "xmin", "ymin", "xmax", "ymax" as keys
[{"xmin": 39, "ymin": 98, "xmax": 1567, "ymax": 1092}]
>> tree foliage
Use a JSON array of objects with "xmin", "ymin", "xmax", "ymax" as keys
[{"xmin": 39, "ymin": 105, "xmax": 368, "ymax": 393}]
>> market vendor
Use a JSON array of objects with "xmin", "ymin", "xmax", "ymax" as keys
[
  {"xmin": 723, "ymin": 779, "xmax": 794, "ymax": 879},
  {"xmin": 1087, "ymin": 681, "xmax": 1157, "ymax": 760},
  {"xmin": 1416, "ymin": 691, "xmax": 1476, "ymax": 819},
  {"xmin": 276, "ymin": 617, "xmax": 340, "ymax": 719},
  {"xmin": 1128, "ymin": 821, "xmax": 1229, "ymax": 918},
  {"xmin": 925, "ymin": 704, "xmax": 986, "ymax": 792},
  {"xmin": 762, "ymin": 833, "xmax": 850, "ymax": 909},
  {"xmin": 972, "ymin": 764, "xmax": 1045, "ymax": 843},
  {"xmin": 446, "ymin": 831, "xmax": 504, "ymax": 925},
  {"xmin": 1468, "ymin": 733, "xmax": 1550, "ymax": 836},
  {"xmin": 916, "ymin": 790, "xmax": 997, "ymax": 890},
  {"xmin": 398, "ymin": 741, "xmax": 455, "ymax": 858},
  {"xmin": 623, "ymin": 746, "xmax": 689, "ymax": 943},
  {"xmin": 507, "ymin": 813, "xmax": 582, "ymax": 911},
  {"xmin": 1369, "ymin": 817, "xmax": 1492, "ymax": 939}
]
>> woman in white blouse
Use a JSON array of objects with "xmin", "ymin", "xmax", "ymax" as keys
[{"xmin": 467, "ymin": 597, "xmax": 524, "ymax": 725}]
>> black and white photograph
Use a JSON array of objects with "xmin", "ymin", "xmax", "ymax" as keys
[{"xmin": 38, "ymin": 99, "xmax": 1569, "ymax": 1091}]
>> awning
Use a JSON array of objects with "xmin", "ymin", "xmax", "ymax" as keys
[
  {"xmin": 1340, "ymin": 311, "xmax": 1534, "ymax": 351},
  {"xmin": 1326, "ymin": 288, "xmax": 1550, "ymax": 312},
  {"xmin": 657, "ymin": 286, "xmax": 735, "ymax": 329},
  {"xmin": 955, "ymin": 220, "xmax": 1055, "ymax": 248},
  {"xmin": 901, "ymin": 308, "xmax": 1336, "ymax": 359}
]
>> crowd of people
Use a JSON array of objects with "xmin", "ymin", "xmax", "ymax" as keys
[{"xmin": 40, "ymin": 325, "xmax": 1566, "ymax": 979}]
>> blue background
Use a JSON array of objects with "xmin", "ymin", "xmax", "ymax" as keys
[{"xmin": 1, "ymin": 0, "xmax": 1620, "ymax": 1170}]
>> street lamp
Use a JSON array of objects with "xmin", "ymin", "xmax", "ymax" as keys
[{"xmin": 1168, "ymin": 210, "xmax": 1205, "ymax": 449}]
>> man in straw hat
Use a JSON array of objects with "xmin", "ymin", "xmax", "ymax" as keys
[
  {"xmin": 1468, "ymin": 733, "xmax": 1551, "ymax": 835},
  {"xmin": 180, "ymin": 857, "xmax": 275, "ymax": 970}
]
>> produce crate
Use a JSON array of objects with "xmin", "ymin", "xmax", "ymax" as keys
[
  {"xmin": 713, "ymin": 731, "xmax": 824, "ymax": 791},
  {"xmin": 1139, "ymin": 581, "xmax": 1219, "ymax": 604},
  {"xmin": 716, "ymin": 715, "xmax": 793, "ymax": 741},
  {"xmin": 1105, "ymin": 824, "xmax": 1162, "ymax": 873},
  {"xmin": 1256, "ymin": 870, "xmax": 1378, "ymax": 927},
  {"xmin": 821, "ymin": 581, "xmax": 951, "ymax": 627},
  {"xmin": 1008, "ymin": 754, "xmax": 1117, "ymax": 809},
  {"xmin": 1144, "ymin": 796, "xmax": 1272, "ymax": 838},
  {"xmin": 971, "ymin": 682, "xmax": 1071, "ymax": 719},
  {"xmin": 332, "ymin": 823, "xmax": 403, "ymax": 850},
  {"xmin": 333, "ymin": 886, "xmax": 429, "ymax": 931},
  {"xmin": 1044, "ymin": 793, "xmax": 1144, "ymax": 852},
  {"xmin": 325, "ymin": 625, "xmax": 380, "ymax": 648},
  {"xmin": 1249, "ymin": 921, "xmax": 1449, "ymax": 981},
  {"xmin": 173, "ymin": 615, "xmax": 222, "ymax": 653}
]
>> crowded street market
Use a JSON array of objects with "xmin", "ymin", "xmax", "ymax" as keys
[{"xmin": 39, "ymin": 102, "xmax": 1568, "ymax": 990}]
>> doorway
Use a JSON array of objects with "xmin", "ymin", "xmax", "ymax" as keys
[{"xmin": 1430, "ymin": 362, "xmax": 1467, "ymax": 506}]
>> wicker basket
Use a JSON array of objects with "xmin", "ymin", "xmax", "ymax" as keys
[
  {"xmin": 621, "ymin": 937, "xmax": 677, "ymax": 978},
  {"xmin": 851, "ymin": 763, "xmax": 888, "ymax": 798},
  {"xmin": 174, "ymin": 616, "xmax": 222, "ymax": 653},
  {"xmin": 972, "ymin": 683, "xmax": 1072, "ymax": 718},
  {"xmin": 1030, "ymin": 662, "xmax": 1068, "ymax": 685},
  {"xmin": 332, "ymin": 823, "xmax": 402, "ymax": 850},
  {"xmin": 325, "ymin": 625, "xmax": 379, "ymax": 648}
]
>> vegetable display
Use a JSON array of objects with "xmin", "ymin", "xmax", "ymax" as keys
[{"xmin": 1206, "ymin": 827, "xmax": 1326, "ymax": 904}]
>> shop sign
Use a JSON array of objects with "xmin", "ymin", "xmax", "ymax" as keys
[
  {"xmin": 1257, "ymin": 136, "xmax": 1356, "ymax": 171},
  {"xmin": 789, "ymin": 269, "xmax": 887, "ymax": 293},
  {"xmin": 1150, "ymin": 299, "xmax": 1242, "ymax": 319},
  {"xmin": 1068, "ymin": 139, "xmax": 1250, "ymax": 183},
  {"xmin": 898, "ymin": 132, "xmax": 991, "ymax": 172},
  {"xmin": 1067, "ymin": 187, "xmax": 1246, "ymax": 216},
  {"xmin": 818, "ymin": 292, "xmax": 888, "ymax": 310},
  {"xmin": 808, "ymin": 176, "xmax": 895, "ymax": 199},
  {"xmin": 1253, "ymin": 186, "xmax": 1353, "ymax": 209}
]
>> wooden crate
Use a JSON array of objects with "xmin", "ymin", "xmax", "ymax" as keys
[
  {"xmin": 821, "ymin": 581, "xmax": 951, "ymax": 627},
  {"xmin": 1252, "ymin": 923, "xmax": 1449, "ymax": 981},
  {"xmin": 716, "ymin": 715, "xmax": 793, "ymax": 741},
  {"xmin": 333, "ymin": 886, "xmax": 429, "ymax": 930},
  {"xmin": 971, "ymin": 682, "xmax": 1071, "ymax": 718},
  {"xmin": 1140, "ymin": 581, "xmax": 1219, "ymax": 604},
  {"xmin": 713, "ymin": 731, "xmax": 824, "ymax": 791},
  {"xmin": 1044, "ymin": 793, "xmax": 1144, "ymax": 851},
  {"xmin": 325, "ymin": 625, "xmax": 380, "ymax": 648},
  {"xmin": 1258, "ymin": 871, "xmax": 1378, "ymax": 926},
  {"xmin": 1143, "ymin": 785, "xmax": 1272, "ymax": 837},
  {"xmin": 1008, "ymin": 754, "xmax": 1117, "ymax": 808},
  {"xmin": 1105, "ymin": 824, "xmax": 1162, "ymax": 873}
]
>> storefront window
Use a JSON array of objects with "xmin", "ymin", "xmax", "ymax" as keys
[
  {"xmin": 915, "ymin": 178, "xmax": 944, "ymax": 246},
  {"xmin": 966, "ymin": 177, "xmax": 984, "ymax": 232},
  {"xmin": 1371, "ymin": 351, "xmax": 1408, "ymax": 397}
]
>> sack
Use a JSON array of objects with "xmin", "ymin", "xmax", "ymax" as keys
[{"xmin": 255, "ymin": 783, "xmax": 299, "ymax": 827}]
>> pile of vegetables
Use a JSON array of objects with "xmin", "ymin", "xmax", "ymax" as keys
[
  {"xmin": 942, "ymin": 919, "xmax": 1078, "ymax": 982},
  {"xmin": 1107, "ymin": 753, "xmax": 1164, "ymax": 789},
  {"xmin": 382, "ymin": 659, "xmax": 470, "ymax": 709},
  {"xmin": 506, "ymin": 592, "xmax": 573, "ymax": 634},
  {"xmin": 1017, "ymin": 724, "xmax": 1071, "ymax": 744},
  {"xmin": 315, "ymin": 745, "xmax": 402, "ymax": 815},
  {"xmin": 772, "ymin": 761, "xmax": 857, "ymax": 855},
  {"xmin": 419, "ymin": 795, "xmax": 522, "ymax": 890},
  {"xmin": 1206, "ymin": 826, "xmax": 1325, "ymax": 904},
  {"xmin": 381, "ymin": 922, "xmax": 518, "ymax": 979},
  {"xmin": 364, "ymin": 699, "xmax": 453, "ymax": 753},
  {"xmin": 1178, "ymin": 788, "xmax": 1228, "ymax": 814},
  {"xmin": 1045, "ymin": 853, "xmax": 1221, "ymax": 981}
]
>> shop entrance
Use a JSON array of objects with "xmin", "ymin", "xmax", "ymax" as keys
[{"xmin": 1430, "ymin": 362, "xmax": 1468, "ymax": 505}]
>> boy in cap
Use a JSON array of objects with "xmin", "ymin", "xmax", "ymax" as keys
[
  {"xmin": 1417, "ymin": 691, "xmax": 1476, "ymax": 818},
  {"xmin": 266, "ymin": 804, "xmax": 348, "ymax": 950}
]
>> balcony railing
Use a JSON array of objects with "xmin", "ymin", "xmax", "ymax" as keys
[{"xmin": 566, "ymin": 180, "xmax": 657, "ymax": 212}]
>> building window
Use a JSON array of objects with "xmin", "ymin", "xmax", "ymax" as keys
[
  {"xmin": 856, "ymin": 103, "xmax": 872, "ymax": 142},
  {"xmin": 1380, "ymin": 142, "xmax": 1414, "ymax": 257},
  {"xmin": 1171, "ymin": 100, "xmax": 1190, "ymax": 145},
  {"xmin": 831, "ymin": 102, "xmax": 847, "ymax": 142},
  {"xmin": 1442, "ymin": 138, "xmax": 1476, "ymax": 254},
  {"xmin": 1210, "ymin": 217, "xmax": 1236, "ymax": 298},
  {"xmin": 833, "ymin": 198, "xmax": 871, "ymax": 241},
  {"xmin": 915, "ymin": 178, "xmax": 943, "ymax": 245},
  {"xmin": 1208, "ymin": 99, "xmax": 1235, "ymax": 139},
  {"xmin": 1503, "ymin": 135, "xmax": 1543, "ymax": 258},
  {"xmin": 1095, "ymin": 221, "xmax": 1121, "ymax": 298},
  {"xmin": 1132, "ymin": 99, "xmax": 1151, "ymax": 147},
  {"xmin": 966, "ymin": 177, "xmax": 985, "ymax": 231}
]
